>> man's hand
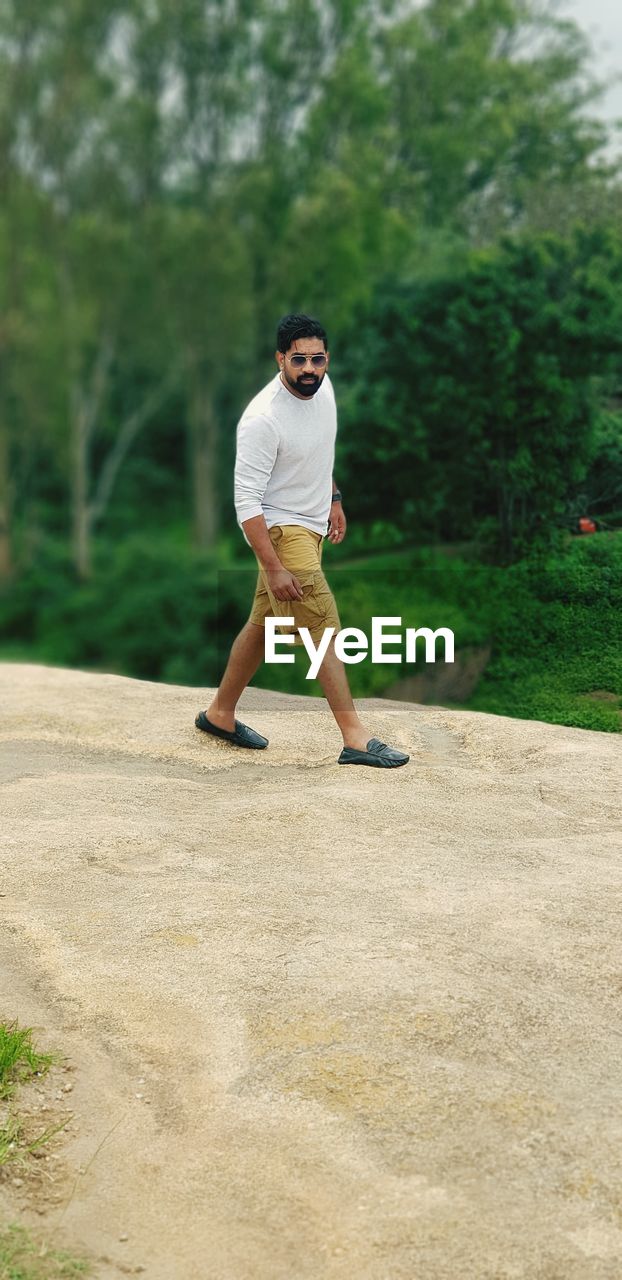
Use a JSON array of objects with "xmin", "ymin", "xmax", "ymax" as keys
[
  {"xmin": 327, "ymin": 501, "xmax": 347, "ymax": 545},
  {"xmin": 267, "ymin": 566, "xmax": 304, "ymax": 601}
]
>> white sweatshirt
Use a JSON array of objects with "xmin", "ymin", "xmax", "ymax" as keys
[{"xmin": 234, "ymin": 371, "xmax": 337, "ymax": 544}]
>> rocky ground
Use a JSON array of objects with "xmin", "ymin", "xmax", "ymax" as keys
[{"xmin": 0, "ymin": 662, "xmax": 621, "ymax": 1279}]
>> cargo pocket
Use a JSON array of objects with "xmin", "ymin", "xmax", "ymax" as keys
[{"xmin": 296, "ymin": 572, "xmax": 337, "ymax": 634}]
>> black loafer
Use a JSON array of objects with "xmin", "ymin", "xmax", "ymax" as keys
[
  {"xmin": 337, "ymin": 737, "xmax": 409, "ymax": 768},
  {"xmin": 195, "ymin": 710, "xmax": 268, "ymax": 749}
]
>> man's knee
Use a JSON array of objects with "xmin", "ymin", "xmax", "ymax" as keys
[{"xmin": 245, "ymin": 619, "xmax": 266, "ymax": 638}]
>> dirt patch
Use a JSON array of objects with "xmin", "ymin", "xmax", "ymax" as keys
[
  {"xmin": 0, "ymin": 1028, "xmax": 148, "ymax": 1278},
  {"xmin": 0, "ymin": 1059, "xmax": 75, "ymax": 1214},
  {"xmin": 1, "ymin": 662, "xmax": 622, "ymax": 1279},
  {"xmin": 582, "ymin": 689, "xmax": 620, "ymax": 704},
  {"xmin": 381, "ymin": 643, "xmax": 491, "ymax": 703}
]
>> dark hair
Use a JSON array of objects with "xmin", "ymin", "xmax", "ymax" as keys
[{"xmin": 276, "ymin": 313, "xmax": 328, "ymax": 354}]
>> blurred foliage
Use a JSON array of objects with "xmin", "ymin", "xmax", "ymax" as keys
[
  {"xmin": 0, "ymin": 534, "xmax": 230, "ymax": 685},
  {"xmin": 250, "ymin": 531, "xmax": 622, "ymax": 732},
  {"xmin": 334, "ymin": 227, "xmax": 622, "ymax": 561},
  {"xmin": 1, "ymin": 529, "xmax": 620, "ymax": 733},
  {"xmin": 0, "ymin": 0, "xmax": 621, "ymax": 729}
]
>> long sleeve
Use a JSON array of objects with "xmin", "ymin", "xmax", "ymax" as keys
[{"xmin": 234, "ymin": 414, "xmax": 279, "ymax": 524}]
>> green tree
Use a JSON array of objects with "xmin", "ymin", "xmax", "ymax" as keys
[
  {"xmin": 1, "ymin": 0, "xmax": 620, "ymax": 579},
  {"xmin": 150, "ymin": 202, "xmax": 253, "ymax": 549},
  {"xmin": 338, "ymin": 228, "xmax": 622, "ymax": 560},
  {"xmin": 376, "ymin": 0, "xmax": 611, "ymax": 237}
]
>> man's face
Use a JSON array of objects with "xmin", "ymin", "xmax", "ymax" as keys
[{"xmin": 277, "ymin": 336, "xmax": 329, "ymax": 398}]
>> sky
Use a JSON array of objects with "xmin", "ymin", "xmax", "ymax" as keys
[{"xmin": 561, "ymin": 0, "xmax": 622, "ymax": 152}]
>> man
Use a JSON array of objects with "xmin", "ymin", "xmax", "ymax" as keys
[{"xmin": 195, "ymin": 313, "xmax": 409, "ymax": 768}]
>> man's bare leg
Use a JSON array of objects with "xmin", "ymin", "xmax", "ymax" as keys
[
  {"xmin": 204, "ymin": 621, "xmax": 266, "ymax": 732},
  {"xmin": 315, "ymin": 638, "xmax": 372, "ymax": 751}
]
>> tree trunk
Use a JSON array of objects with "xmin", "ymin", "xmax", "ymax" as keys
[
  {"xmin": 89, "ymin": 366, "xmax": 180, "ymax": 531},
  {"xmin": 67, "ymin": 331, "xmax": 115, "ymax": 580},
  {"xmin": 71, "ymin": 385, "xmax": 91, "ymax": 580},
  {"xmin": 189, "ymin": 371, "xmax": 219, "ymax": 549}
]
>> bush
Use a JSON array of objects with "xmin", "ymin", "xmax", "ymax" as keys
[
  {"xmin": 0, "ymin": 534, "xmax": 248, "ymax": 686},
  {"xmin": 1, "ymin": 530, "xmax": 619, "ymax": 733}
]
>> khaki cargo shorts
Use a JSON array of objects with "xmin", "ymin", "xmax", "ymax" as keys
[{"xmin": 248, "ymin": 524, "xmax": 341, "ymax": 647}]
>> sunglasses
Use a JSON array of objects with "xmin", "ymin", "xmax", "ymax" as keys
[{"xmin": 287, "ymin": 353, "xmax": 327, "ymax": 369}]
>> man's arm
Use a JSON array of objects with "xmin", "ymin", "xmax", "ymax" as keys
[
  {"xmin": 242, "ymin": 513, "xmax": 304, "ymax": 601},
  {"xmin": 234, "ymin": 415, "xmax": 280, "ymax": 527},
  {"xmin": 328, "ymin": 476, "xmax": 346, "ymax": 544},
  {"xmin": 234, "ymin": 416, "xmax": 304, "ymax": 602}
]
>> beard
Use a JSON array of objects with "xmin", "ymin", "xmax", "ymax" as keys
[{"xmin": 282, "ymin": 368, "xmax": 322, "ymax": 397}]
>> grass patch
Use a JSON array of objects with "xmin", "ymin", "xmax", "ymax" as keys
[
  {"xmin": 0, "ymin": 1023, "xmax": 57, "ymax": 1102},
  {"xmin": 0, "ymin": 1114, "xmax": 20, "ymax": 1166},
  {"xmin": 0, "ymin": 1023, "xmax": 90, "ymax": 1277},
  {"xmin": 0, "ymin": 1223, "xmax": 88, "ymax": 1278},
  {"xmin": 0, "ymin": 1115, "xmax": 70, "ymax": 1171},
  {"xmin": 0, "ymin": 1021, "xmax": 65, "ymax": 1169}
]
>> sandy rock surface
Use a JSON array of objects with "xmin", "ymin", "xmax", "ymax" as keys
[{"xmin": 0, "ymin": 661, "xmax": 621, "ymax": 1279}]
